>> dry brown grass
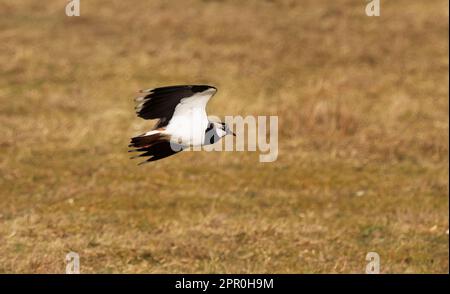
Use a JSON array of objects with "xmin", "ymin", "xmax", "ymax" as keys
[{"xmin": 0, "ymin": 0, "xmax": 448, "ymax": 273}]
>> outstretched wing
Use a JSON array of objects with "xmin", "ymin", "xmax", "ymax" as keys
[
  {"xmin": 131, "ymin": 141, "xmax": 184, "ymax": 164},
  {"xmin": 134, "ymin": 85, "xmax": 217, "ymax": 128},
  {"xmin": 128, "ymin": 131, "xmax": 183, "ymax": 164}
]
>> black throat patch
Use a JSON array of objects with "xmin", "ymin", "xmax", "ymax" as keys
[{"xmin": 204, "ymin": 122, "xmax": 221, "ymax": 145}]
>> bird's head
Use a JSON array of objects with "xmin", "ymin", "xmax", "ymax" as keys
[{"xmin": 213, "ymin": 122, "xmax": 236, "ymax": 138}]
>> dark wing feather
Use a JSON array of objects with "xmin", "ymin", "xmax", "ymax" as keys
[
  {"xmin": 129, "ymin": 133, "xmax": 183, "ymax": 164},
  {"xmin": 135, "ymin": 141, "xmax": 184, "ymax": 164},
  {"xmin": 134, "ymin": 85, "xmax": 216, "ymax": 128},
  {"xmin": 128, "ymin": 132, "xmax": 169, "ymax": 149}
]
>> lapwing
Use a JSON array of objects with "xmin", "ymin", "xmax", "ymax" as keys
[{"xmin": 129, "ymin": 85, "xmax": 235, "ymax": 164}]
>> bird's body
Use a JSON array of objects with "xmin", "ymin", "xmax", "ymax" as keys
[{"xmin": 129, "ymin": 85, "xmax": 234, "ymax": 164}]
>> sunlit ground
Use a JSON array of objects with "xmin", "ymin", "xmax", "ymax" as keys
[{"xmin": 0, "ymin": 0, "xmax": 448, "ymax": 273}]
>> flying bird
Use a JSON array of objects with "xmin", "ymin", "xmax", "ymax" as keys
[{"xmin": 129, "ymin": 85, "xmax": 235, "ymax": 164}]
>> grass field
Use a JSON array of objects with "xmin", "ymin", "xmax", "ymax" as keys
[{"xmin": 0, "ymin": 0, "xmax": 448, "ymax": 273}]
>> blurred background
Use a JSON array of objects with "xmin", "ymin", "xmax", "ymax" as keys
[{"xmin": 0, "ymin": 0, "xmax": 448, "ymax": 273}]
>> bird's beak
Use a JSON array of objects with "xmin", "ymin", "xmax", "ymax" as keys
[{"xmin": 227, "ymin": 129, "xmax": 236, "ymax": 136}]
